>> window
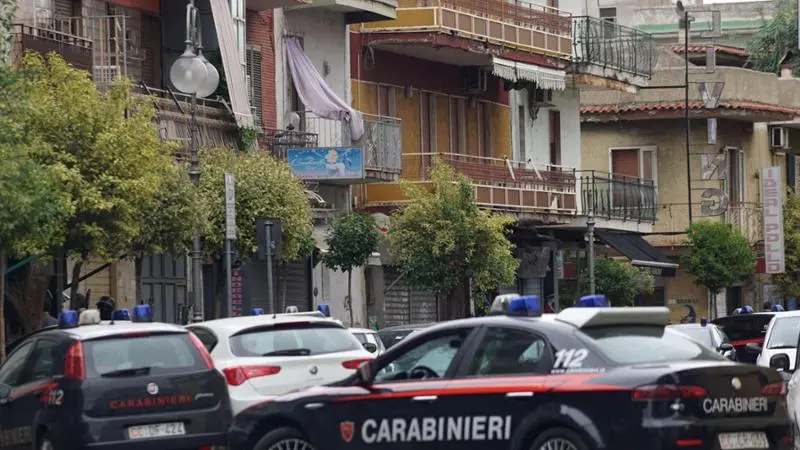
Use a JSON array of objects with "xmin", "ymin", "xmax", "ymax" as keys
[
  {"xmin": 478, "ymin": 102, "xmax": 491, "ymax": 158},
  {"xmin": 466, "ymin": 328, "xmax": 553, "ymax": 376},
  {"xmin": 610, "ymin": 147, "xmax": 657, "ymax": 182},
  {"xmin": 374, "ymin": 330, "xmax": 470, "ymax": 383},
  {"xmin": 84, "ymin": 333, "xmax": 207, "ymax": 377},
  {"xmin": 517, "ymin": 105, "xmax": 526, "ymax": 159},
  {"xmin": 27, "ymin": 339, "xmax": 61, "ymax": 382},
  {"xmin": 549, "ymin": 110, "xmax": 561, "ymax": 168},
  {"xmin": 450, "ymin": 97, "xmax": 466, "ymax": 154},
  {"xmin": 580, "ymin": 326, "xmax": 724, "ymax": 365},
  {"xmin": 420, "ymin": 92, "xmax": 436, "ymax": 154},
  {"xmin": 230, "ymin": 323, "xmax": 362, "ymax": 357},
  {"xmin": 727, "ymin": 147, "xmax": 744, "ymax": 204},
  {"xmin": 0, "ymin": 341, "xmax": 34, "ymax": 387},
  {"xmin": 546, "ymin": 0, "xmax": 558, "ymax": 8},
  {"xmin": 669, "ymin": 326, "xmax": 714, "ymax": 348},
  {"xmin": 378, "ymin": 85, "xmax": 396, "ymax": 117},
  {"xmin": 377, "ymin": 329, "xmax": 416, "ymax": 349},
  {"xmin": 189, "ymin": 327, "xmax": 219, "ymax": 352},
  {"xmin": 599, "ymin": 7, "xmax": 617, "ymax": 23},
  {"xmin": 766, "ymin": 317, "xmax": 800, "ymax": 349}
]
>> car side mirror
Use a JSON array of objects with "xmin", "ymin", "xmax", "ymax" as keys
[
  {"xmin": 745, "ymin": 342, "xmax": 763, "ymax": 354},
  {"xmin": 0, "ymin": 384, "xmax": 11, "ymax": 403},
  {"xmin": 718, "ymin": 343, "xmax": 734, "ymax": 353},
  {"xmin": 356, "ymin": 362, "xmax": 374, "ymax": 386},
  {"xmin": 770, "ymin": 353, "xmax": 791, "ymax": 372},
  {"xmin": 362, "ymin": 342, "xmax": 378, "ymax": 353}
]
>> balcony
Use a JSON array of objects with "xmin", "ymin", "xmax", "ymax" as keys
[
  {"xmin": 572, "ymin": 16, "xmax": 654, "ymax": 89},
  {"xmin": 357, "ymin": 0, "xmax": 572, "ymax": 62},
  {"xmin": 367, "ymin": 153, "xmax": 577, "ymax": 216},
  {"xmin": 579, "ymin": 171, "xmax": 657, "ymax": 223},
  {"xmin": 288, "ymin": 111, "xmax": 403, "ymax": 182},
  {"xmin": 726, "ymin": 203, "xmax": 762, "ymax": 245},
  {"xmin": 11, "ymin": 24, "xmax": 92, "ymax": 71}
]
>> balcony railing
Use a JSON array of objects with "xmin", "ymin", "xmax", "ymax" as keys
[
  {"xmin": 292, "ymin": 111, "xmax": 403, "ymax": 175},
  {"xmin": 11, "ymin": 23, "xmax": 92, "ymax": 71},
  {"xmin": 403, "ymin": 152, "xmax": 577, "ymax": 213},
  {"xmin": 260, "ymin": 128, "xmax": 320, "ymax": 160},
  {"xmin": 726, "ymin": 203, "xmax": 762, "ymax": 244},
  {"xmin": 579, "ymin": 170, "xmax": 657, "ymax": 223},
  {"xmin": 572, "ymin": 16, "xmax": 654, "ymax": 79}
]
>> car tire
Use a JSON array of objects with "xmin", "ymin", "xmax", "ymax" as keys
[
  {"xmin": 530, "ymin": 426, "xmax": 590, "ymax": 450},
  {"xmin": 253, "ymin": 426, "xmax": 315, "ymax": 450},
  {"xmin": 38, "ymin": 432, "xmax": 55, "ymax": 450}
]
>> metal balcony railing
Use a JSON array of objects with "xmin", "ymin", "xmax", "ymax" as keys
[
  {"xmin": 726, "ymin": 202, "xmax": 763, "ymax": 244},
  {"xmin": 11, "ymin": 23, "xmax": 93, "ymax": 71},
  {"xmin": 580, "ymin": 170, "xmax": 657, "ymax": 223},
  {"xmin": 260, "ymin": 128, "xmax": 319, "ymax": 160},
  {"xmin": 572, "ymin": 16, "xmax": 654, "ymax": 79}
]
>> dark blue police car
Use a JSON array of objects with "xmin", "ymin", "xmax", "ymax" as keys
[
  {"xmin": 0, "ymin": 305, "xmax": 231, "ymax": 450},
  {"xmin": 229, "ymin": 295, "xmax": 793, "ymax": 450}
]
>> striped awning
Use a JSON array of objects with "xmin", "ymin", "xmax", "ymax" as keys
[{"xmin": 491, "ymin": 57, "xmax": 566, "ymax": 91}]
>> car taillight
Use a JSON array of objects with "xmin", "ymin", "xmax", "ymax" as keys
[
  {"xmin": 632, "ymin": 384, "xmax": 707, "ymax": 401},
  {"xmin": 64, "ymin": 341, "xmax": 86, "ymax": 380},
  {"xmin": 187, "ymin": 332, "xmax": 215, "ymax": 369},
  {"xmin": 222, "ymin": 366, "xmax": 281, "ymax": 386},
  {"xmin": 762, "ymin": 381, "xmax": 787, "ymax": 396},
  {"xmin": 342, "ymin": 358, "xmax": 373, "ymax": 369}
]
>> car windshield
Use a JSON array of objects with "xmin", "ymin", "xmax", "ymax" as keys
[
  {"xmin": 230, "ymin": 323, "xmax": 362, "ymax": 357},
  {"xmin": 766, "ymin": 316, "xmax": 800, "ymax": 349},
  {"xmin": 669, "ymin": 326, "xmax": 713, "ymax": 347},
  {"xmin": 84, "ymin": 333, "xmax": 205, "ymax": 377},
  {"xmin": 713, "ymin": 314, "xmax": 773, "ymax": 342},
  {"xmin": 581, "ymin": 325, "xmax": 725, "ymax": 365}
]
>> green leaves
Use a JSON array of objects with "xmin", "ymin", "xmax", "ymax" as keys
[
  {"xmin": 388, "ymin": 160, "xmax": 518, "ymax": 308},
  {"xmin": 773, "ymin": 190, "xmax": 800, "ymax": 298},
  {"xmin": 323, "ymin": 213, "xmax": 380, "ymax": 274},
  {"xmin": 198, "ymin": 148, "xmax": 312, "ymax": 262},
  {"xmin": 746, "ymin": 0, "xmax": 798, "ymax": 74},
  {"xmin": 581, "ymin": 259, "xmax": 654, "ymax": 306},
  {"xmin": 680, "ymin": 220, "xmax": 756, "ymax": 294}
]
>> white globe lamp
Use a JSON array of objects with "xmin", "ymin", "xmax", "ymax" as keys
[
  {"xmin": 170, "ymin": 44, "xmax": 208, "ymax": 94},
  {"xmin": 195, "ymin": 52, "xmax": 220, "ymax": 99}
]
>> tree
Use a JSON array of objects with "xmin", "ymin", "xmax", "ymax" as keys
[
  {"xmin": 580, "ymin": 258, "xmax": 654, "ymax": 306},
  {"xmin": 746, "ymin": 0, "xmax": 798, "ymax": 74},
  {"xmin": 680, "ymin": 221, "xmax": 756, "ymax": 295},
  {"xmin": 130, "ymin": 162, "xmax": 207, "ymax": 300},
  {"xmin": 388, "ymin": 161, "xmax": 518, "ymax": 319},
  {"xmin": 198, "ymin": 148, "xmax": 312, "ymax": 316},
  {"xmin": 323, "ymin": 213, "xmax": 380, "ymax": 325},
  {"xmin": 10, "ymin": 53, "xmax": 173, "ymax": 307},
  {"xmin": 773, "ymin": 190, "xmax": 800, "ymax": 298}
]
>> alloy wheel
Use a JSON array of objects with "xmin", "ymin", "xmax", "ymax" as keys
[
  {"xmin": 267, "ymin": 438, "xmax": 315, "ymax": 450},
  {"xmin": 539, "ymin": 438, "xmax": 578, "ymax": 450}
]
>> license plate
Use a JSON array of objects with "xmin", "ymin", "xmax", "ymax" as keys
[
  {"xmin": 127, "ymin": 422, "xmax": 186, "ymax": 440},
  {"xmin": 718, "ymin": 432, "xmax": 769, "ymax": 449}
]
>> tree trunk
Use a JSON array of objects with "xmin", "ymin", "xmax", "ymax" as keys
[
  {"xmin": 69, "ymin": 259, "xmax": 83, "ymax": 310},
  {"xmin": 347, "ymin": 269, "xmax": 353, "ymax": 326},
  {"xmin": 135, "ymin": 257, "xmax": 143, "ymax": 304},
  {"xmin": 0, "ymin": 250, "xmax": 6, "ymax": 360}
]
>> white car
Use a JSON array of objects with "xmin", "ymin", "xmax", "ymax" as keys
[
  {"xmin": 349, "ymin": 327, "xmax": 386, "ymax": 355},
  {"xmin": 756, "ymin": 310, "xmax": 798, "ymax": 371},
  {"xmin": 187, "ymin": 314, "xmax": 374, "ymax": 415}
]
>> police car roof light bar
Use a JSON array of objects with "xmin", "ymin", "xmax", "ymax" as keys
[
  {"xmin": 507, "ymin": 296, "xmax": 542, "ymax": 317},
  {"xmin": 285, "ymin": 306, "xmax": 299, "ymax": 313},
  {"xmin": 251, "ymin": 308, "xmax": 265, "ymax": 316},
  {"xmin": 740, "ymin": 305, "xmax": 754, "ymax": 314},
  {"xmin": 489, "ymin": 294, "xmax": 521, "ymax": 315},
  {"xmin": 131, "ymin": 304, "xmax": 153, "ymax": 322},
  {"xmin": 318, "ymin": 304, "xmax": 331, "ymax": 317},
  {"xmin": 700, "ymin": 317, "xmax": 708, "ymax": 326},
  {"xmin": 112, "ymin": 309, "xmax": 131, "ymax": 321},
  {"xmin": 59, "ymin": 310, "xmax": 80, "ymax": 329},
  {"xmin": 556, "ymin": 306, "xmax": 670, "ymax": 329},
  {"xmin": 577, "ymin": 294, "xmax": 608, "ymax": 308}
]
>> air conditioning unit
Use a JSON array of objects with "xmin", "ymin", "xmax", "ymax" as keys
[
  {"xmin": 464, "ymin": 68, "xmax": 488, "ymax": 93},
  {"xmin": 771, "ymin": 126, "xmax": 789, "ymax": 149}
]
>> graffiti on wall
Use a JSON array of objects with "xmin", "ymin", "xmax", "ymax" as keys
[{"xmin": 667, "ymin": 298, "xmax": 704, "ymax": 324}]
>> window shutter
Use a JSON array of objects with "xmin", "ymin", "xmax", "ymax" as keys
[{"xmin": 246, "ymin": 44, "xmax": 263, "ymax": 128}]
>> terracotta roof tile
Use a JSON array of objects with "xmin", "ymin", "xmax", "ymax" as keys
[
  {"xmin": 671, "ymin": 45, "xmax": 749, "ymax": 58},
  {"xmin": 581, "ymin": 101, "xmax": 800, "ymax": 116}
]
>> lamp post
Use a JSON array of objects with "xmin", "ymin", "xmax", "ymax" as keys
[
  {"xmin": 676, "ymin": 1, "xmax": 693, "ymax": 223},
  {"xmin": 169, "ymin": 0, "xmax": 220, "ymax": 322}
]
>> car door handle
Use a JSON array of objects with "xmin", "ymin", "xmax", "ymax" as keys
[
  {"xmin": 411, "ymin": 395, "xmax": 438, "ymax": 403},
  {"xmin": 506, "ymin": 391, "xmax": 534, "ymax": 398},
  {"xmin": 305, "ymin": 403, "xmax": 325, "ymax": 410}
]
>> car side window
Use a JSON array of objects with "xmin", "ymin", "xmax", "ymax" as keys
[
  {"xmin": 190, "ymin": 327, "xmax": 218, "ymax": 352},
  {"xmin": 22, "ymin": 339, "xmax": 62, "ymax": 383},
  {"xmin": 716, "ymin": 328, "xmax": 731, "ymax": 344},
  {"xmin": 374, "ymin": 329, "xmax": 471, "ymax": 383},
  {"xmin": 0, "ymin": 341, "xmax": 35, "ymax": 387},
  {"xmin": 466, "ymin": 327, "xmax": 553, "ymax": 376}
]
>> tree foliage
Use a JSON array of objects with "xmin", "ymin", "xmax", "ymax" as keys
[
  {"xmin": 388, "ymin": 161, "xmax": 518, "ymax": 319},
  {"xmin": 581, "ymin": 259, "xmax": 654, "ymax": 306},
  {"xmin": 680, "ymin": 221, "xmax": 756, "ymax": 295},
  {"xmin": 323, "ymin": 213, "xmax": 381, "ymax": 325},
  {"xmin": 773, "ymin": 190, "xmax": 800, "ymax": 298},
  {"xmin": 746, "ymin": 0, "xmax": 798, "ymax": 74},
  {"xmin": 0, "ymin": 0, "xmax": 17, "ymax": 62}
]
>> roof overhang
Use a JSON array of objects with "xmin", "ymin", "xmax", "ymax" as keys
[
  {"xmin": 581, "ymin": 101, "xmax": 800, "ymax": 123},
  {"xmin": 595, "ymin": 230, "xmax": 679, "ymax": 278},
  {"xmin": 491, "ymin": 57, "xmax": 566, "ymax": 91}
]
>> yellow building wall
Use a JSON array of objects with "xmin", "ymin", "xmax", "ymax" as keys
[{"xmin": 353, "ymin": 80, "xmax": 510, "ymax": 205}]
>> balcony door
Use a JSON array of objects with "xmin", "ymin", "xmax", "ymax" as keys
[{"xmin": 609, "ymin": 147, "xmax": 656, "ymax": 215}]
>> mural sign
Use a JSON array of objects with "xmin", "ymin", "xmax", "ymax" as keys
[
  {"xmin": 700, "ymin": 188, "xmax": 728, "ymax": 216},
  {"xmin": 699, "ymin": 153, "xmax": 728, "ymax": 217},
  {"xmin": 698, "ymin": 81, "xmax": 724, "ymax": 109},
  {"xmin": 700, "ymin": 153, "xmax": 727, "ymax": 180},
  {"xmin": 287, "ymin": 147, "xmax": 365, "ymax": 181},
  {"xmin": 762, "ymin": 167, "xmax": 785, "ymax": 274}
]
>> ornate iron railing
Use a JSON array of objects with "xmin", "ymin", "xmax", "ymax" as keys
[
  {"xmin": 572, "ymin": 16, "xmax": 655, "ymax": 79},
  {"xmin": 580, "ymin": 170, "xmax": 657, "ymax": 223}
]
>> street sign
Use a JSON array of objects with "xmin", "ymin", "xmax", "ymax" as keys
[
  {"xmin": 762, "ymin": 167, "xmax": 785, "ymax": 274},
  {"xmin": 224, "ymin": 172, "xmax": 236, "ymax": 240}
]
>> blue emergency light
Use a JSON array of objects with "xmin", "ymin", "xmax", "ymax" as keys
[
  {"xmin": 577, "ymin": 294, "xmax": 608, "ymax": 308},
  {"xmin": 318, "ymin": 304, "xmax": 331, "ymax": 317},
  {"xmin": 506, "ymin": 296, "xmax": 542, "ymax": 317},
  {"xmin": 740, "ymin": 305, "xmax": 754, "ymax": 314},
  {"xmin": 251, "ymin": 308, "xmax": 265, "ymax": 316},
  {"xmin": 772, "ymin": 304, "xmax": 785, "ymax": 312},
  {"xmin": 58, "ymin": 310, "xmax": 79, "ymax": 329},
  {"xmin": 112, "ymin": 309, "xmax": 131, "ymax": 321},
  {"xmin": 131, "ymin": 304, "xmax": 153, "ymax": 322},
  {"xmin": 700, "ymin": 317, "xmax": 708, "ymax": 327}
]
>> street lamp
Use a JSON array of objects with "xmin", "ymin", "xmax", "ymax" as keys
[
  {"xmin": 676, "ymin": 0, "xmax": 694, "ymax": 223},
  {"xmin": 169, "ymin": 0, "xmax": 220, "ymax": 322}
]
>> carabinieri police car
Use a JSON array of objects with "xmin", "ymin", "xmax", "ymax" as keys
[
  {"xmin": 228, "ymin": 295, "xmax": 793, "ymax": 450},
  {"xmin": 0, "ymin": 305, "xmax": 231, "ymax": 450}
]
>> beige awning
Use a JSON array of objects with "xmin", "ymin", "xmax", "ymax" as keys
[
  {"xmin": 491, "ymin": 57, "xmax": 566, "ymax": 91},
  {"xmin": 209, "ymin": 0, "xmax": 254, "ymax": 127}
]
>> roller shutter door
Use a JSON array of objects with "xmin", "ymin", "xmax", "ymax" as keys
[
  {"xmin": 277, "ymin": 260, "xmax": 311, "ymax": 312},
  {"xmin": 383, "ymin": 267, "xmax": 437, "ymax": 326},
  {"xmin": 521, "ymin": 277, "xmax": 543, "ymax": 297}
]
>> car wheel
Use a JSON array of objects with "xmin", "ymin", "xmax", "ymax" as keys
[
  {"xmin": 254, "ymin": 426, "xmax": 315, "ymax": 450},
  {"xmin": 530, "ymin": 427, "xmax": 590, "ymax": 450},
  {"xmin": 38, "ymin": 433, "xmax": 55, "ymax": 450}
]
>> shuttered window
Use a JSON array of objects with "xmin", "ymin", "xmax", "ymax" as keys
[{"xmin": 246, "ymin": 45, "xmax": 263, "ymax": 128}]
